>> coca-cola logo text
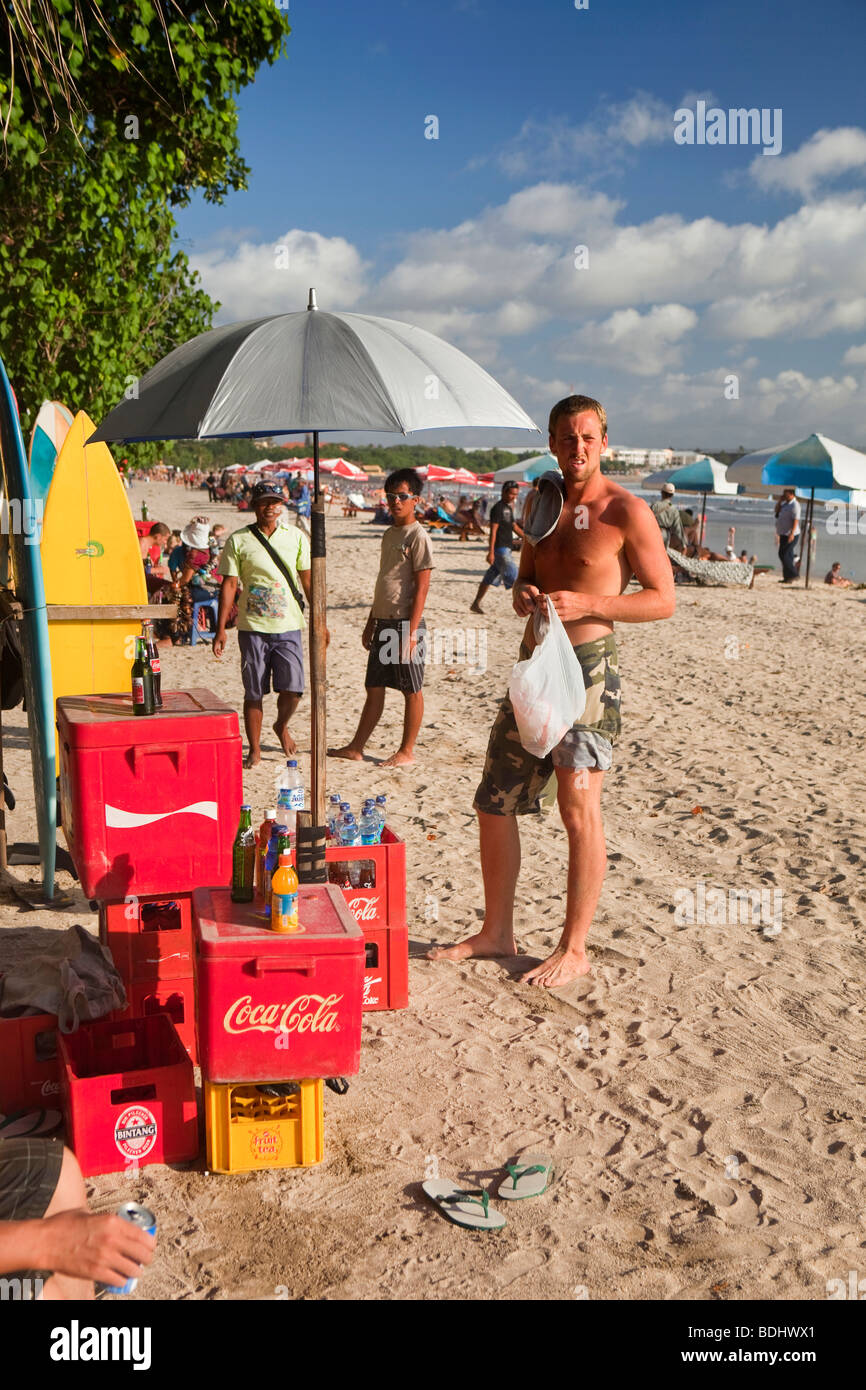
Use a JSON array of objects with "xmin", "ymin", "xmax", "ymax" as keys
[
  {"xmin": 224, "ymin": 993, "xmax": 343, "ymax": 1036},
  {"xmin": 347, "ymin": 896, "xmax": 380, "ymax": 922}
]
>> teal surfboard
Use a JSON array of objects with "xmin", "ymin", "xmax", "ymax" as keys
[{"xmin": 0, "ymin": 357, "xmax": 56, "ymax": 897}]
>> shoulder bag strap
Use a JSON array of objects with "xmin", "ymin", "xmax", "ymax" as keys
[{"xmin": 246, "ymin": 525, "xmax": 306, "ymax": 612}]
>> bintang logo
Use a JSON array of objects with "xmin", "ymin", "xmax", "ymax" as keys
[
  {"xmin": 223, "ymin": 993, "xmax": 343, "ymax": 1036},
  {"xmin": 114, "ymin": 1105, "xmax": 158, "ymax": 1161}
]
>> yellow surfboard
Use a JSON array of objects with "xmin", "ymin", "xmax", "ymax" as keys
[{"xmin": 41, "ymin": 410, "xmax": 147, "ymax": 754}]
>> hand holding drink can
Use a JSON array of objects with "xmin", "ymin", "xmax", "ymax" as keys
[{"xmin": 100, "ymin": 1202, "xmax": 157, "ymax": 1295}]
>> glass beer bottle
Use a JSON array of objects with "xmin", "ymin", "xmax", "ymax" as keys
[
  {"xmin": 131, "ymin": 637, "xmax": 155, "ymax": 716},
  {"xmin": 231, "ymin": 805, "xmax": 256, "ymax": 902}
]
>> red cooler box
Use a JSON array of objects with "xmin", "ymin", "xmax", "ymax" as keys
[
  {"xmin": 193, "ymin": 885, "xmax": 363, "ymax": 1083},
  {"xmin": 57, "ymin": 689, "xmax": 243, "ymax": 900}
]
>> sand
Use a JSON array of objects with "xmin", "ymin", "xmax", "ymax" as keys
[{"xmin": 2, "ymin": 476, "xmax": 865, "ymax": 1301}]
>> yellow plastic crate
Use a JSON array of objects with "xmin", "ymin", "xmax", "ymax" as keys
[{"xmin": 204, "ymin": 1079, "xmax": 324, "ymax": 1173}]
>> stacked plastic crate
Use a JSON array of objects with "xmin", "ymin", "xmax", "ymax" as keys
[
  {"xmin": 54, "ymin": 689, "xmax": 242, "ymax": 1176},
  {"xmin": 193, "ymin": 884, "xmax": 363, "ymax": 1173}
]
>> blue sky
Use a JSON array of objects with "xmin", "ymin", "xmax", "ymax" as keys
[{"xmin": 176, "ymin": 0, "xmax": 866, "ymax": 449}]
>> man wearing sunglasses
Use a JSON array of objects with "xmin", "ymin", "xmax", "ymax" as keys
[{"xmin": 329, "ymin": 468, "xmax": 433, "ymax": 768}]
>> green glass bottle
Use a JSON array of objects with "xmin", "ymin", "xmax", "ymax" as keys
[
  {"xmin": 231, "ymin": 805, "xmax": 256, "ymax": 902},
  {"xmin": 131, "ymin": 637, "xmax": 155, "ymax": 716}
]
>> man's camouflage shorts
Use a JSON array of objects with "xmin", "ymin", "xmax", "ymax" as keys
[{"xmin": 473, "ymin": 633, "xmax": 621, "ymax": 816}]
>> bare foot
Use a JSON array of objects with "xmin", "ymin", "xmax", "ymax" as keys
[
  {"xmin": 379, "ymin": 750, "xmax": 415, "ymax": 768},
  {"xmin": 427, "ymin": 928, "xmax": 516, "ymax": 962},
  {"xmin": 273, "ymin": 722, "xmax": 298, "ymax": 756},
  {"xmin": 522, "ymin": 947, "xmax": 591, "ymax": 988},
  {"xmin": 328, "ymin": 745, "xmax": 364, "ymax": 761},
  {"xmin": 244, "ymin": 751, "xmax": 261, "ymax": 770},
  {"xmin": 469, "ymin": 602, "xmax": 484, "ymax": 615}
]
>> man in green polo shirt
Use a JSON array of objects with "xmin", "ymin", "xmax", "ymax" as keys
[{"xmin": 214, "ymin": 481, "xmax": 311, "ymax": 768}]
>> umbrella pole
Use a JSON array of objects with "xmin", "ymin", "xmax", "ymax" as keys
[
  {"xmin": 699, "ymin": 493, "xmax": 707, "ymax": 546},
  {"xmin": 804, "ymin": 488, "xmax": 815, "ymax": 589},
  {"xmin": 310, "ymin": 430, "xmax": 327, "ymax": 825}
]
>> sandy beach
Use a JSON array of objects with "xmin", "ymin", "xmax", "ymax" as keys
[{"xmin": 2, "ymin": 476, "xmax": 865, "ymax": 1302}]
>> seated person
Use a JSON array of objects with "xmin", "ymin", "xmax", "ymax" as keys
[
  {"xmin": 140, "ymin": 522, "xmax": 170, "ymax": 571},
  {"xmin": 683, "ymin": 543, "xmax": 731, "ymax": 562},
  {"xmin": 825, "ymin": 561, "xmax": 854, "ymax": 588},
  {"xmin": 0, "ymin": 1139, "xmax": 154, "ymax": 1299}
]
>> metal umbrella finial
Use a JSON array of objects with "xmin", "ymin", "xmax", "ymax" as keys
[{"xmin": 307, "ymin": 288, "xmax": 318, "ymax": 311}]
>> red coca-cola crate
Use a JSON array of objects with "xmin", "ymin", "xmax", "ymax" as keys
[
  {"xmin": 99, "ymin": 894, "xmax": 193, "ymax": 982},
  {"xmin": 193, "ymin": 885, "xmax": 363, "ymax": 1083},
  {"xmin": 361, "ymin": 924, "xmax": 409, "ymax": 1012},
  {"xmin": 0, "ymin": 1006, "xmax": 61, "ymax": 1113},
  {"xmin": 57, "ymin": 688, "xmax": 243, "ymax": 900},
  {"xmin": 59, "ymin": 1014, "xmax": 198, "ymax": 1178},
  {"xmin": 324, "ymin": 829, "xmax": 408, "ymax": 1012},
  {"xmin": 324, "ymin": 828, "xmax": 406, "ymax": 932},
  {"xmin": 112, "ymin": 976, "xmax": 197, "ymax": 1064}
]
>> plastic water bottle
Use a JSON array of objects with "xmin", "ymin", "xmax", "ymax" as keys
[
  {"xmin": 338, "ymin": 801, "xmax": 352, "ymax": 837},
  {"xmin": 278, "ymin": 760, "xmax": 305, "ymax": 834},
  {"xmin": 339, "ymin": 815, "xmax": 358, "ymax": 849},
  {"xmin": 359, "ymin": 801, "xmax": 378, "ymax": 846},
  {"xmin": 339, "ymin": 815, "xmax": 360, "ymax": 886},
  {"xmin": 327, "ymin": 794, "xmax": 342, "ymax": 839},
  {"xmin": 374, "ymin": 794, "xmax": 387, "ymax": 841}
]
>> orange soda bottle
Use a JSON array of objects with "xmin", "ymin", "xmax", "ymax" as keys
[{"xmin": 270, "ymin": 852, "xmax": 299, "ymax": 933}]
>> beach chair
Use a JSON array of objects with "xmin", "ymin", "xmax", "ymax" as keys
[{"xmin": 667, "ymin": 547, "xmax": 754, "ymax": 587}]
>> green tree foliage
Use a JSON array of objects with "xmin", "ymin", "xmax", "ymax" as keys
[{"xmin": 0, "ymin": 1, "xmax": 289, "ymax": 431}]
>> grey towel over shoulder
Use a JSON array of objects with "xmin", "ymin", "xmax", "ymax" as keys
[{"xmin": 0, "ymin": 924, "xmax": 127, "ymax": 1031}]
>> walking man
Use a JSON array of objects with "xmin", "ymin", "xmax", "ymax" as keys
[
  {"xmin": 774, "ymin": 486, "xmax": 801, "ymax": 583},
  {"xmin": 213, "ymin": 481, "xmax": 311, "ymax": 768},
  {"xmin": 429, "ymin": 395, "xmax": 675, "ymax": 988},
  {"xmin": 470, "ymin": 480, "xmax": 524, "ymax": 614}
]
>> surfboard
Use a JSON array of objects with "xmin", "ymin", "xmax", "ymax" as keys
[
  {"xmin": 0, "ymin": 356, "xmax": 57, "ymax": 898},
  {"xmin": 41, "ymin": 411, "xmax": 148, "ymax": 759},
  {"xmin": 28, "ymin": 400, "xmax": 74, "ymax": 503}
]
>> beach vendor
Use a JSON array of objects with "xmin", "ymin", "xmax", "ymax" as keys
[
  {"xmin": 213, "ymin": 481, "xmax": 311, "ymax": 768},
  {"xmin": 429, "ymin": 395, "xmax": 674, "ymax": 988},
  {"xmin": 328, "ymin": 468, "xmax": 433, "ymax": 769},
  {"xmin": 0, "ymin": 1140, "xmax": 154, "ymax": 1298}
]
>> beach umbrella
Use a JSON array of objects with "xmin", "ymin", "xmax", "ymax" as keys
[
  {"xmin": 493, "ymin": 450, "xmax": 557, "ymax": 482},
  {"xmin": 91, "ymin": 289, "xmax": 540, "ymax": 823},
  {"xmin": 325, "ymin": 458, "xmax": 368, "ymax": 480},
  {"xmin": 728, "ymin": 434, "xmax": 866, "ymax": 587},
  {"xmin": 643, "ymin": 456, "xmax": 737, "ymax": 544}
]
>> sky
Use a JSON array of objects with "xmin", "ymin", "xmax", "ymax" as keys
[{"xmin": 176, "ymin": 0, "xmax": 866, "ymax": 451}]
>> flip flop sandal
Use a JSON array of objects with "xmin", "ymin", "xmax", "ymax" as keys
[
  {"xmin": 0, "ymin": 1108, "xmax": 62, "ymax": 1139},
  {"xmin": 422, "ymin": 1180, "xmax": 506, "ymax": 1232},
  {"xmin": 497, "ymin": 1152, "xmax": 555, "ymax": 1200}
]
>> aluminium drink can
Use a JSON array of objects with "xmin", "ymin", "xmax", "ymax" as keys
[{"xmin": 101, "ymin": 1202, "xmax": 157, "ymax": 1295}]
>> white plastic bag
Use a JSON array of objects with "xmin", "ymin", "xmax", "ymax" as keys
[{"xmin": 508, "ymin": 596, "xmax": 586, "ymax": 758}]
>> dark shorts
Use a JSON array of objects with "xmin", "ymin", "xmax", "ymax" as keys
[
  {"xmin": 474, "ymin": 633, "xmax": 621, "ymax": 816},
  {"xmin": 482, "ymin": 548, "xmax": 518, "ymax": 590},
  {"xmin": 365, "ymin": 618, "xmax": 426, "ymax": 694},
  {"xmin": 0, "ymin": 1137, "xmax": 63, "ymax": 1296},
  {"xmin": 238, "ymin": 629, "xmax": 304, "ymax": 701}
]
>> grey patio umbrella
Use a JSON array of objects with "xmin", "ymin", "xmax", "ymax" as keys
[{"xmin": 93, "ymin": 290, "xmax": 540, "ymax": 825}]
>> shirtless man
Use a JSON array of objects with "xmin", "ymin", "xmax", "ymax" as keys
[{"xmin": 428, "ymin": 395, "xmax": 675, "ymax": 987}]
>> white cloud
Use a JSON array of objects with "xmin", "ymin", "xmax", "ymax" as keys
[
  {"xmin": 495, "ymin": 93, "xmax": 674, "ymax": 178},
  {"xmin": 191, "ymin": 229, "xmax": 370, "ymax": 323},
  {"xmin": 557, "ymin": 304, "xmax": 698, "ymax": 376},
  {"xmin": 750, "ymin": 127, "xmax": 866, "ymax": 196},
  {"xmin": 842, "ymin": 343, "xmax": 866, "ymax": 365}
]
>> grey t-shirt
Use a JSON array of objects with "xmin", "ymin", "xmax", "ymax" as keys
[{"xmin": 775, "ymin": 498, "xmax": 801, "ymax": 536}]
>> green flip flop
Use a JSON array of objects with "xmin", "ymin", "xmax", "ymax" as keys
[
  {"xmin": 422, "ymin": 1180, "xmax": 506, "ymax": 1232},
  {"xmin": 497, "ymin": 1151, "xmax": 555, "ymax": 1200}
]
